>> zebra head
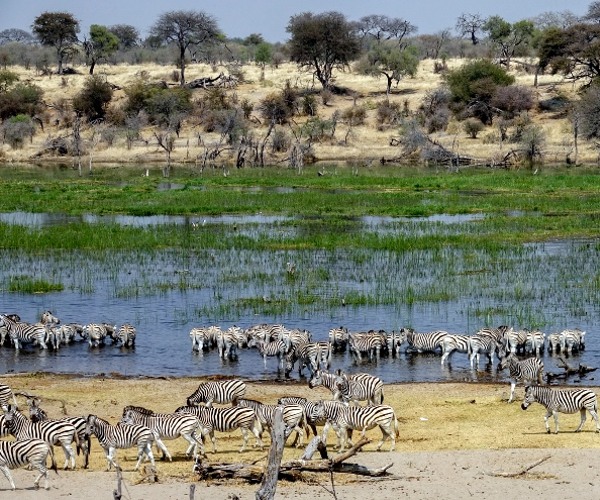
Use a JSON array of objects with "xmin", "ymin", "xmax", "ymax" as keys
[
  {"xmin": 85, "ymin": 414, "xmax": 99, "ymax": 436},
  {"xmin": 40, "ymin": 310, "xmax": 60, "ymax": 326},
  {"xmin": 521, "ymin": 386, "xmax": 535, "ymax": 410},
  {"xmin": 308, "ymin": 370, "xmax": 324, "ymax": 389}
]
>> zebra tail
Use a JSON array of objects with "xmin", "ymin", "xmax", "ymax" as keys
[
  {"xmin": 394, "ymin": 416, "xmax": 400, "ymax": 438},
  {"xmin": 72, "ymin": 429, "xmax": 80, "ymax": 454}
]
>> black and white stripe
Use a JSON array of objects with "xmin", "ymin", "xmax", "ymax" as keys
[
  {"xmin": 216, "ymin": 327, "xmax": 239, "ymax": 360},
  {"xmin": 559, "ymin": 328, "xmax": 586, "ymax": 356},
  {"xmin": 28, "ymin": 399, "xmax": 91, "ymax": 469},
  {"xmin": 175, "ymin": 405, "xmax": 263, "ymax": 453},
  {"xmin": 4, "ymin": 404, "xmax": 78, "ymax": 469},
  {"xmin": 83, "ymin": 323, "xmax": 115, "ymax": 347},
  {"xmin": 186, "ymin": 379, "xmax": 247, "ymax": 407},
  {"xmin": 256, "ymin": 339, "xmax": 290, "ymax": 371},
  {"xmin": 468, "ymin": 334, "xmax": 501, "ymax": 368},
  {"xmin": 0, "ymin": 314, "xmax": 48, "ymax": 351},
  {"xmin": 120, "ymin": 405, "xmax": 202, "ymax": 460},
  {"xmin": 0, "ymin": 438, "xmax": 57, "ymax": 490},
  {"xmin": 335, "ymin": 371, "xmax": 385, "ymax": 406},
  {"xmin": 402, "ymin": 328, "xmax": 447, "ymax": 354},
  {"xmin": 439, "ymin": 334, "xmax": 471, "ymax": 365},
  {"xmin": 521, "ymin": 385, "xmax": 599, "ymax": 434},
  {"xmin": 115, "ymin": 323, "xmax": 136, "ymax": 348},
  {"xmin": 503, "ymin": 328, "xmax": 528, "ymax": 355},
  {"xmin": 0, "ymin": 383, "xmax": 17, "ymax": 410},
  {"xmin": 524, "ymin": 329, "xmax": 545, "ymax": 357},
  {"xmin": 498, "ymin": 353, "xmax": 544, "ymax": 403},
  {"xmin": 85, "ymin": 414, "xmax": 156, "ymax": 470},
  {"xmin": 277, "ymin": 397, "xmax": 327, "ymax": 438},
  {"xmin": 320, "ymin": 402, "xmax": 399, "ymax": 451},
  {"xmin": 328, "ymin": 326, "xmax": 349, "ymax": 353},
  {"xmin": 348, "ymin": 330, "xmax": 388, "ymax": 362}
]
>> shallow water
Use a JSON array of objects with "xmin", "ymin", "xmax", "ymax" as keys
[{"xmin": 0, "ymin": 212, "xmax": 598, "ymax": 386}]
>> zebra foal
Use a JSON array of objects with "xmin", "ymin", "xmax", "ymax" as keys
[
  {"xmin": 86, "ymin": 414, "xmax": 156, "ymax": 470},
  {"xmin": 521, "ymin": 385, "xmax": 600, "ymax": 434},
  {"xmin": 0, "ymin": 439, "xmax": 57, "ymax": 491}
]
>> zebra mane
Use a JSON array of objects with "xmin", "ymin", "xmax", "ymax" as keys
[{"xmin": 122, "ymin": 404, "xmax": 154, "ymax": 416}]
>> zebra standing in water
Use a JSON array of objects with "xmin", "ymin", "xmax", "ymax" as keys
[
  {"xmin": 186, "ymin": 379, "xmax": 246, "ymax": 407},
  {"xmin": 0, "ymin": 314, "xmax": 49, "ymax": 351},
  {"xmin": 521, "ymin": 385, "xmax": 599, "ymax": 434},
  {"xmin": 498, "ymin": 352, "xmax": 544, "ymax": 403},
  {"xmin": 115, "ymin": 323, "xmax": 136, "ymax": 347},
  {"xmin": 439, "ymin": 333, "xmax": 471, "ymax": 366},
  {"xmin": 120, "ymin": 405, "xmax": 202, "ymax": 460},
  {"xmin": 468, "ymin": 327, "xmax": 506, "ymax": 368},
  {"xmin": 86, "ymin": 414, "xmax": 156, "ymax": 470},
  {"xmin": 348, "ymin": 330, "xmax": 388, "ymax": 362},
  {"xmin": 3, "ymin": 404, "xmax": 78, "ymax": 470},
  {"xmin": 328, "ymin": 326, "xmax": 349, "ymax": 353},
  {"xmin": 0, "ymin": 438, "xmax": 57, "ymax": 491},
  {"xmin": 255, "ymin": 338, "xmax": 291, "ymax": 371},
  {"xmin": 28, "ymin": 399, "xmax": 91, "ymax": 469},
  {"xmin": 402, "ymin": 328, "xmax": 448, "ymax": 354},
  {"xmin": 216, "ymin": 327, "xmax": 239, "ymax": 360},
  {"xmin": 83, "ymin": 323, "xmax": 116, "ymax": 347},
  {"xmin": 320, "ymin": 402, "xmax": 399, "ymax": 451},
  {"xmin": 175, "ymin": 405, "xmax": 263, "ymax": 453}
]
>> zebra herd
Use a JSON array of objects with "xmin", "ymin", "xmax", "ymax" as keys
[{"xmin": 0, "ymin": 311, "xmax": 137, "ymax": 351}]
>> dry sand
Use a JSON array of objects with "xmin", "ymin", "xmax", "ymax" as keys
[{"xmin": 8, "ymin": 448, "xmax": 599, "ymax": 499}]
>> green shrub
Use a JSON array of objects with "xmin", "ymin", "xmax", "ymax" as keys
[
  {"xmin": 72, "ymin": 75, "xmax": 113, "ymax": 121},
  {"xmin": 463, "ymin": 118, "xmax": 484, "ymax": 138},
  {"xmin": 2, "ymin": 114, "xmax": 36, "ymax": 148},
  {"xmin": 0, "ymin": 82, "xmax": 44, "ymax": 120}
]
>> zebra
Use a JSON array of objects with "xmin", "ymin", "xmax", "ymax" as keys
[
  {"xmin": 39, "ymin": 310, "xmax": 60, "ymax": 327},
  {"xmin": 402, "ymin": 328, "xmax": 448, "ymax": 354},
  {"xmin": 280, "ymin": 328, "xmax": 312, "ymax": 353},
  {"xmin": 216, "ymin": 327, "xmax": 239, "ymax": 360},
  {"xmin": 328, "ymin": 326, "xmax": 349, "ymax": 353},
  {"xmin": 28, "ymin": 399, "xmax": 92, "ymax": 469},
  {"xmin": 348, "ymin": 330, "xmax": 388, "ymax": 362},
  {"xmin": 186, "ymin": 379, "xmax": 246, "ymax": 407},
  {"xmin": 498, "ymin": 353, "xmax": 544, "ymax": 403},
  {"xmin": 83, "ymin": 323, "xmax": 115, "ymax": 347},
  {"xmin": 560, "ymin": 328, "xmax": 586, "ymax": 356},
  {"xmin": 546, "ymin": 331, "xmax": 563, "ymax": 354},
  {"xmin": 503, "ymin": 328, "xmax": 529, "ymax": 355},
  {"xmin": 115, "ymin": 323, "xmax": 136, "ymax": 348},
  {"xmin": 521, "ymin": 385, "xmax": 600, "ymax": 434},
  {"xmin": 86, "ymin": 414, "xmax": 156, "ymax": 470},
  {"xmin": 277, "ymin": 396, "xmax": 327, "ymax": 439},
  {"xmin": 255, "ymin": 338, "xmax": 290, "ymax": 371},
  {"xmin": 0, "ymin": 313, "xmax": 20, "ymax": 346},
  {"xmin": 189, "ymin": 327, "xmax": 211, "ymax": 352},
  {"xmin": 335, "ymin": 371, "xmax": 385, "ymax": 406},
  {"xmin": 236, "ymin": 398, "xmax": 308, "ymax": 447},
  {"xmin": 524, "ymin": 329, "xmax": 545, "ymax": 357},
  {"xmin": 174, "ymin": 405, "xmax": 263, "ymax": 453},
  {"xmin": 468, "ymin": 334, "xmax": 501, "ymax": 369},
  {"xmin": 439, "ymin": 333, "xmax": 471, "ymax": 365},
  {"xmin": 3, "ymin": 404, "xmax": 79, "ymax": 470},
  {"xmin": 0, "ymin": 438, "xmax": 57, "ymax": 491},
  {"xmin": 0, "ymin": 383, "xmax": 17, "ymax": 410},
  {"xmin": 120, "ymin": 405, "xmax": 202, "ymax": 461},
  {"xmin": 320, "ymin": 402, "xmax": 399, "ymax": 451},
  {"xmin": 53, "ymin": 323, "xmax": 85, "ymax": 346},
  {"xmin": 287, "ymin": 341, "xmax": 332, "ymax": 377},
  {"xmin": 386, "ymin": 330, "xmax": 406, "ymax": 358},
  {"xmin": 0, "ymin": 314, "xmax": 48, "ymax": 351},
  {"xmin": 244, "ymin": 323, "xmax": 287, "ymax": 347}
]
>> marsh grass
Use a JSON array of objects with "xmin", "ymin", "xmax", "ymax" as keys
[
  {"xmin": 4, "ymin": 374, "xmax": 598, "ymax": 481},
  {"xmin": 6, "ymin": 275, "xmax": 64, "ymax": 293}
]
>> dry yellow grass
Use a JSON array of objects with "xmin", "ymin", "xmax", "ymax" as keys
[
  {"xmin": 3, "ymin": 373, "xmax": 599, "ymax": 483},
  {"xmin": 1, "ymin": 59, "xmax": 595, "ymax": 167}
]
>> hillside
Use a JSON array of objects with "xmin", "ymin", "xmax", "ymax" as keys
[{"xmin": 0, "ymin": 59, "xmax": 594, "ymax": 169}]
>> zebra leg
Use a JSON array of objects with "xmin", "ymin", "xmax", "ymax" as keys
[
  {"xmin": 0, "ymin": 463, "xmax": 16, "ymax": 490},
  {"xmin": 154, "ymin": 437, "xmax": 172, "ymax": 461},
  {"xmin": 106, "ymin": 446, "xmax": 118, "ymax": 470},
  {"xmin": 575, "ymin": 408, "xmax": 587, "ymax": 432},
  {"xmin": 545, "ymin": 409, "xmax": 559, "ymax": 434},
  {"xmin": 60, "ymin": 442, "xmax": 75, "ymax": 470},
  {"xmin": 31, "ymin": 459, "xmax": 48, "ymax": 490},
  {"xmin": 507, "ymin": 381, "xmax": 516, "ymax": 403},
  {"xmin": 589, "ymin": 408, "xmax": 600, "ymax": 433}
]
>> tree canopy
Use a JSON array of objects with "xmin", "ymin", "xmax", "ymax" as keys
[
  {"xmin": 83, "ymin": 25, "xmax": 119, "ymax": 75},
  {"xmin": 150, "ymin": 10, "xmax": 220, "ymax": 85},
  {"xmin": 287, "ymin": 11, "xmax": 361, "ymax": 90},
  {"xmin": 483, "ymin": 16, "xmax": 535, "ymax": 68},
  {"xmin": 31, "ymin": 11, "xmax": 80, "ymax": 74}
]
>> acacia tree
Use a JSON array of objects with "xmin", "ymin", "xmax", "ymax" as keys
[
  {"xmin": 83, "ymin": 25, "xmax": 119, "ymax": 75},
  {"xmin": 31, "ymin": 12, "xmax": 79, "ymax": 74},
  {"xmin": 483, "ymin": 16, "xmax": 535, "ymax": 69},
  {"xmin": 109, "ymin": 24, "xmax": 140, "ymax": 49},
  {"xmin": 456, "ymin": 13, "xmax": 485, "ymax": 45},
  {"xmin": 150, "ymin": 10, "xmax": 220, "ymax": 85},
  {"xmin": 287, "ymin": 11, "xmax": 360, "ymax": 90}
]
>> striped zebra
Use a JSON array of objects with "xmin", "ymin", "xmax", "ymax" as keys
[
  {"xmin": 186, "ymin": 379, "xmax": 246, "ymax": 407},
  {"xmin": 0, "ymin": 314, "xmax": 48, "ymax": 351},
  {"xmin": 0, "ymin": 383, "xmax": 18, "ymax": 410},
  {"xmin": 334, "ymin": 371, "xmax": 385, "ymax": 406},
  {"xmin": 0, "ymin": 313, "xmax": 20, "ymax": 346},
  {"xmin": 236, "ymin": 398, "xmax": 308, "ymax": 447},
  {"xmin": 86, "ymin": 414, "xmax": 156, "ymax": 470},
  {"xmin": 3, "ymin": 404, "xmax": 79, "ymax": 470},
  {"xmin": 189, "ymin": 326, "xmax": 211, "ymax": 352},
  {"xmin": 439, "ymin": 334, "xmax": 471, "ymax": 365},
  {"xmin": 402, "ymin": 328, "xmax": 448, "ymax": 354},
  {"xmin": 39, "ymin": 310, "xmax": 60, "ymax": 327},
  {"xmin": 83, "ymin": 323, "xmax": 116, "ymax": 347},
  {"xmin": 52, "ymin": 323, "xmax": 84, "ymax": 347},
  {"xmin": 277, "ymin": 397, "xmax": 327, "ymax": 439},
  {"xmin": 560, "ymin": 328, "xmax": 586, "ymax": 356},
  {"xmin": 320, "ymin": 402, "xmax": 399, "ymax": 451},
  {"xmin": 115, "ymin": 323, "xmax": 136, "ymax": 348},
  {"xmin": 216, "ymin": 327, "xmax": 239, "ymax": 360},
  {"xmin": 288, "ymin": 341, "xmax": 332, "ymax": 377},
  {"xmin": 348, "ymin": 330, "xmax": 388, "ymax": 362},
  {"xmin": 521, "ymin": 385, "xmax": 600, "ymax": 434},
  {"xmin": 245, "ymin": 323, "xmax": 287, "ymax": 347},
  {"xmin": 498, "ymin": 353, "xmax": 544, "ymax": 403},
  {"xmin": 503, "ymin": 328, "xmax": 528, "ymax": 355},
  {"xmin": 386, "ymin": 330, "xmax": 406, "ymax": 358},
  {"xmin": 328, "ymin": 326, "xmax": 349, "ymax": 353},
  {"xmin": 256, "ymin": 338, "xmax": 290, "ymax": 371},
  {"xmin": 174, "ymin": 405, "xmax": 263, "ymax": 453},
  {"xmin": 524, "ymin": 329, "xmax": 545, "ymax": 357},
  {"xmin": 546, "ymin": 331, "xmax": 562, "ymax": 354},
  {"xmin": 120, "ymin": 405, "xmax": 202, "ymax": 460},
  {"xmin": 0, "ymin": 438, "xmax": 57, "ymax": 491},
  {"xmin": 28, "ymin": 399, "xmax": 91, "ymax": 469},
  {"xmin": 468, "ymin": 334, "xmax": 501, "ymax": 369},
  {"xmin": 280, "ymin": 328, "xmax": 312, "ymax": 353}
]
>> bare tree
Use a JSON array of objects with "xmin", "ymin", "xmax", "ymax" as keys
[
  {"xmin": 150, "ymin": 10, "xmax": 220, "ymax": 85},
  {"xmin": 456, "ymin": 13, "xmax": 484, "ymax": 45}
]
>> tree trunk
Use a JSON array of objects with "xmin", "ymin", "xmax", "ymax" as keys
[
  {"xmin": 89, "ymin": 59, "xmax": 96, "ymax": 75},
  {"xmin": 256, "ymin": 408, "xmax": 286, "ymax": 500},
  {"xmin": 180, "ymin": 46, "xmax": 186, "ymax": 86}
]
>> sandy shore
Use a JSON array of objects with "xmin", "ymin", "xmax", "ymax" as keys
[{"xmin": 7, "ymin": 447, "xmax": 599, "ymax": 499}]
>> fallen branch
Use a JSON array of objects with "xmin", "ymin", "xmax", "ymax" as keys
[
  {"xmin": 545, "ymin": 356, "xmax": 597, "ymax": 382},
  {"xmin": 488, "ymin": 455, "xmax": 552, "ymax": 478}
]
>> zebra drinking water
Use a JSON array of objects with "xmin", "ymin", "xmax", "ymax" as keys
[
  {"xmin": 115, "ymin": 323, "xmax": 136, "ymax": 348},
  {"xmin": 498, "ymin": 353, "xmax": 544, "ymax": 403},
  {"xmin": 0, "ymin": 438, "xmax": 57, "ymax": 491},
  {"xmin": 521, "ymin": 385, "xmax": 600, "ymax": 434},
  {"xmin": 85, "ymin": 414, "xmax": 156, "ymax": 470},
  {"xmin": 186, "ymin": 379, "xmax": 247, "ymax": 407}
]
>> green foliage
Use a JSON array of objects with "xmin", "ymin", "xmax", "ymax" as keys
[
  {"xmin": 1, "ymin": 114, "xmax": 36, "ymax": 148},
  {"xmin": 463, "ymin": 118, "xmax": 484, "ymax": 138},
  {"xmin": 0, "ymin": 69, "xmax": 19, "ymax": 92},
  {"xmin": 123, "ymin": 81, "xmax": 192, "ymax": 127},
  {"xmin": 341, "ymin": 105, "xmax": 367, "ymax": 126},
  {"xmin": 72, "ymin": 75, "xmax": 113, "ymax": 121},
  {"xmin": 31, "ymin": 11, "xmax": 80, "ymax": 74},
  {"xmin": 299, "ymin": 117, "xmax": 335, "ymax": 143},
  {"xmin": 258, "ymin": 92, "xmax": 293, "ymax": 124},
  {"xmin": 358, "ymin": 43, "xmax": 419, "ymax": 93},
  {"xmin": 7, "ymin": 275, "xmax": 64, "ymax": 294},
  {"xmin": 576, "ymin": 84, "xmax": 600, "ymax": 143},
  {"xmin": 84, "ymin": 25, "xmax": 119, "ymax": 74},
  {"xmin": 255, "ymin": 42, "xmax": 272, "ymax": 67}
]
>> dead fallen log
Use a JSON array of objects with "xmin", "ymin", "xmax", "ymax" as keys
[
  {"xmin": 488, "ymin": 455, "xmax": 551, "ymax": 478},
  {"xmin": 545, "ymin": 356, "xmax": 597, "ymax": 382},
  {"xmin": 194, "ymin": 436, "xmax": 394, "ymax": 483}
]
